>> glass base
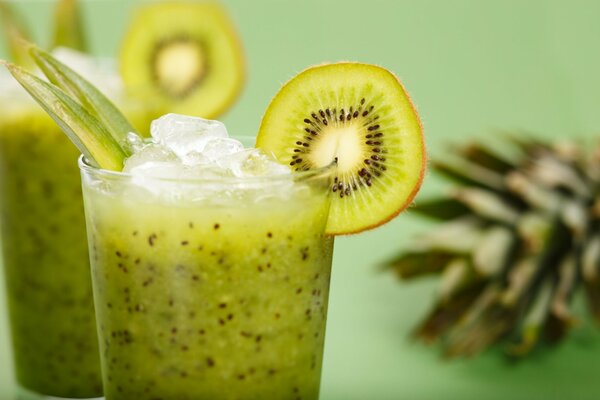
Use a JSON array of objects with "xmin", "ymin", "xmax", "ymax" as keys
[{"xmin": 16, "ymin": 386, "xmax": 104, "ymax": 400}]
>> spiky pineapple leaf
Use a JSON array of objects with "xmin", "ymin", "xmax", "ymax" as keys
[
  {"xmin": 411, "ymin": 198, "xmax": 470, "ymax": 221},
  {"xmin": 30, "ymin": 46, "xmax": 137, "ymax": 148},
  {"xmin": 413, "ymin": 217, "xmax": 486, "ymax": 253},
  {"xmin": 507, "ymin": 279, "xmax": 554, "ymax": 357},
  {"xmin": 458, "ymin": 143, "xmax": 516, "ymax": 174},
  {"xmin": 4, "ymin": 62, "xmax": 126, "ymax": 170},
  {"xmin": 414, "ymin": 284, "xmax": 484, "ymax": 343},
  {"xmin": 0, "ymin": 1, "xmax": 33, "ymax": 67},
  {"xmin": 438, "ymin": 258, "xmax": 479, "ymax": 301},
  {"xmin": 544, "ymin": 254, "xmax": 578, "ymax": 343},
  {"xmin": 526, "ymin": 153, "xmax": 590, "ymax": 197},
  {"xmin": 472, "ymin": 226, "xmax": 515, "ymax": 277},
  {"xmin": 452, "ymin": 187, "xmax": 521, "ymax": 225},
  {"xmin": 432, "ymin": 158, "xmax": 505, "ymax": 191},
  {"xmin": 52, "ymin": 0, "xmax": 87, "ymax": 52},
  {"xmin": 386, "ymin": 251, "xmax": 455, "ymax": 279},
  {"xmin": 443, "ymin": 286, "xmax": 519, "ymax": 358},
  {"xmin": 388, "ymin": 137, "xmax": 600, "ymax": 359}
]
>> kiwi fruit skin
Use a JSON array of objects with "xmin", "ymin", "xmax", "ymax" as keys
[
  {"xmin": 119, "ymin": 1, "xmax": 245, "ymax": 119},
  {"xmin": 256, "ymin": 62, "xmax": 426, "ymax": 236}
]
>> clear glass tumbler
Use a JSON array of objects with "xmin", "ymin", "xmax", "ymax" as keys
[
  {"xmin": 80, "ymin": 156, "xmax": 335, "ymax": 400},
  {"xmin": 0, "ymin": 104, "xmax": 104, "ymax": 398}
]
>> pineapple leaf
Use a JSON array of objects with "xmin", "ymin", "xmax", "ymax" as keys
[
  {"xmin": 501, "ymin": 257, "xmax": 538, "ymax": 307},
  {"xmin": 411, "ymin": 198, "xmax": 470, "ymax": 221},
  {"xmin": 385, "ymin": 251, "xmax": 454, "ymax": 279},
  {"xmin": 584, "ymin": 281, "xmax": 600, "ymax": 324},
  {"xmin": 0, "ymin": 1, "xmax": 34, "ymax": 67},
  {"xmin": 392, "ymin": 137, "xmax": 600, "ymax": 359},
  {"xmin": 507, "ymin": 279, "xmax": 554, "ymax": 357},
  {"xmin": 413, "ymin": 217, "xmax": 485, "ymax": 253},
  {"xmin": 452, "ymin": 187, "xmax": 521, "ymax": 225},
  {"xmin": 458, "ymin": 142, "xmax": 516, "ymax": 174},
  {"xmin": 3, "ymin": 62, "xmax": 126, "ymax": 171},
  {"xmin": 52, "ymin": 0, "xmax": 87, "ymax": 52},
  {"xmin": 432, "ymin": 158, "xmax": 506, "ymax": 191},
  {"xmin": 504, "ymin": 133, "xmax": 549, "ymax": 156},
  {"xmin": 526, "ymin": 153, "xmax": 590, "ymax": 198},
  {"xmin": 444, "ymin": 286, "xmax": 518, "ymax": 358},
  {"xmin": 414, "ymin": 284, "xmax": 484, "ymax": 343},
  {"xmin": 516, "ymin": 212, "xmax": 553, "ymax": 253},
  {"xmin": 506, "ymin": 172, "xmax": 564, "ymax": 212},
  {"xmin": 549, "ymin": 254, "xmax": 578, "ymax": 328},
  {"xmin": 30, "ymin": 46, "xmax": 137, "ymax": 149},
  {"xmin": 438, "ymin": 258, "xmax": 478, "ymax": 301},
  {"xmin": 473, "ymin": 226, "xmax": 516, "ymax": 277},
  {"xmin": 582, "ymin": 235, "xmax": 600, "ymax": 321}
]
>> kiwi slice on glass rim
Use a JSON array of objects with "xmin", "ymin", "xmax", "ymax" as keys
[
  {"xmin": 257, "ymin": 63, "xmax": 426, "ymax": 235},
  {"xmin": 119, "ymin": 1, "xmax": 245, "ymax": 119}
]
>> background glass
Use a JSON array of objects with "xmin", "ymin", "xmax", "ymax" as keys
[
  {"xmin": 0, "ymin": 107, "xmax": 103, "ymax": 398},
  {"xmin": 1, "ymin": 0, "xmax": 600, "ymax": 399}
]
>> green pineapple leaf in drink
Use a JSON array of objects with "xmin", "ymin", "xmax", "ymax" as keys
[
  {"xmin": 3, "ymin": 62, "xmax": 127, "ymax": 170},
  {"xmin": 52, "ymin": 0, "xmax": 87, "ymax": 52},
  {"xmin": 29, "ymin": 46, "xmax": 138, "ymax": 146},
  {"xmin": 0, "ymin": 1, "xmax": 34, "ymax": 67}
]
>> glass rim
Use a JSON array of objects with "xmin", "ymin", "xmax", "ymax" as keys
[{"xmin": 78, "ymin": 154, "xmax": 336, "ymax": 185}]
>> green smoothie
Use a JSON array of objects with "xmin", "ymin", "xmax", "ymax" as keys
[
  {"xmin": 0, "ymin": 107, "xmax": 103, "ymax": 397},
  {"xmin": 81, "ymin": 164, "xmax": 334, "ymax": 400}
]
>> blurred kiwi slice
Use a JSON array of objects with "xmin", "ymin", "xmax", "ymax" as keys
[
  {"xmin": 257, "ymin": 63, "xmax": 426, "ymax": 235},
  {"xmin": 119, "ymin": 1, "xmax": 245, "ymax": 119}
]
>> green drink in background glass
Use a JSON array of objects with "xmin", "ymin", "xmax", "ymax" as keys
[
  {"xmin": 80, "ymin": 131, "xmax": 334, "ymax": 399},
  {"xmin": 0, "ymin": 106, "xmax": 104, "ymax": 398}
]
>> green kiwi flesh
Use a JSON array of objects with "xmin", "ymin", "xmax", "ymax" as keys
[
  {"xmin": 257, "ymin": 63, "xmax": 426, "ymax": 235},
  {"xmin": 119, "ymin": 2, "xmax": 245, "ymax": 119}
]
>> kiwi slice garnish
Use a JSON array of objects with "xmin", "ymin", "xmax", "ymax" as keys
[
  {"xmin": 257, "ymin": 63, "xmax": 426, "ymax": 235},
  {"xmin": 119, "ymin": 1, "xmax": 245, "ymax": 119}
]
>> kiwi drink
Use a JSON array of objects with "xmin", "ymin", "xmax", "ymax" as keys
[
  {"xmin": 0, "ymin": 107, "xmax": 103, "ymax": 398},
  {"xmin": 81, "ymin": 161, "xmax": 334, "ymax": 400},
  {"xmin": 5, "ymin": 48, "xmax": 426, "ymax": 399}
]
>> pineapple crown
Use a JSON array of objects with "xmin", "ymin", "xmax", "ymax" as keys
[{"xmin": 386, "ymin": 136, "xmax": 600, "ymax": 358}]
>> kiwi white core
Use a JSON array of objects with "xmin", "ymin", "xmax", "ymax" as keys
[
  {"xmin": 310, "ymin": 123, "xmax": 363, "ymax": 173},
  {"xmin": 155, "ymin": 41, "xmax": 206, "ymax": 97}
]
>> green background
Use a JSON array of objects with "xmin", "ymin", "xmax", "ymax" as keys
[{"xmin": 1, "ymin": 0, "xmax": 600, "ymax": 398}]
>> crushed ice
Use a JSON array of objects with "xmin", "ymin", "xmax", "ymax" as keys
[{"xmin": 122, "ymin": 114, "xmax": 293, "ymax": 200}]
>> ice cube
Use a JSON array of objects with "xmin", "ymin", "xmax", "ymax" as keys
[
  {"xmin": 218, "ymin": 149, "xmax": 291, "ymax": 177},
  {"xmin": 123, "ymin": 143, "xmax": 180, "ymax": 175},
  {"xmin": 123, "ymin": 143, "xmax": 200, "ymax": 197},
  {"xmin": 150, "ymin": 114, "xmax": 228, "ymax": 164},
  {"xmin": 202, "ymin": 138, "xmax": 244, "ymax": 160},
  {"xmin": 178, "ymin": 138, "xmax": 244, "ymax": 166},
  {"xmin": 179, "ymin": 151, "xmax": 211, "ymax": 166},
  {"xmin": 188, "ymin": 164, "xmax": 232, "ymax": 180},
  {"xmin": 122, "ymin": 132, "xmax": 146, "ymax": 154}
]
